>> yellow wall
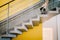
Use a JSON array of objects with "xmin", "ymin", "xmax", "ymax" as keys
[
  {"xmin": 0, "ymin": 0, "xmax": 40, "ymax": 21},
  {"xmin": 12, "ymin": 23, "xmax": 42, "ymax": 40}
]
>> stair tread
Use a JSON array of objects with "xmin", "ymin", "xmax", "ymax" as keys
[
  {"xmin": 23, "ymin": 19, "xmax": 32, "ymax": 25},
  {"xmin": 32, "ymin": 16, "xmax": 40, "ymax": 21},
  {"xmin": 16, "ymin": 26, "xmax": 28, "ymax": 31},
  {"xmin": 23, "ymin": 20, "xmax": 33, "ymax": 29},
  {"xmin": 16, "ymin": 26, "xmax": 27, "ymax": 29},
  {"xmin": 1, "ymin": 34, "xmax": 16, "ymax": 38},
  {"xmin": 9, "ymin": 30, "xmax": 22, "ymax": 34},
  {"xmin": 40, "ymin": 14, "xmax": 48, "ymax": 17},
  {"xmin": 48, "ymin": 10, "xmax": 58, "ymax": 14}
]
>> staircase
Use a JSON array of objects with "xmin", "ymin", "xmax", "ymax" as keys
[
  {"xmin": 0, "ymin": 15, "xmax": 42, "ymax": 40},
  {"xmin": 0, "ymin": 0, "xmax": 45, "ymax": 40},
  {"xmin": 1, "ymin": 15, "xmax": 41, "ymax": 38},
  {"xmin": 0, "ymin": 0, "xmax": 60, "ymax": 40},
  {"xmin": 0, "ymin": 9, "xmax": 59, "ymax": 40}
]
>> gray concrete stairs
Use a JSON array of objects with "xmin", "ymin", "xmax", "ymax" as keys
[{"xmin": 0, "ymin": 5, "xmax": 59, "ymax": 40}]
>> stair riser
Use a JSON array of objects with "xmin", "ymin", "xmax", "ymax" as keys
[
  {"xmin": 32, "ymin": 21, "xmax": 40, "ymax": 26},
  {"xmin": 25, "ymin": 25, "xmax": 33, "ymax": 29}
]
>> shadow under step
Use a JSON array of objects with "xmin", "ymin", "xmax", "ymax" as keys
[
  {"xmin": 32, "ymin": 15, "xmax": 40, "ymax": 26},
  {"xmin": 23, "ymin": 19, "xmax": 33, "ymax": 29}
]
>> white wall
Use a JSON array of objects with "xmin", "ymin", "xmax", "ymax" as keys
[
  {"xmin": 43, "ymin": 28, "xmax": 53, "ymax": 40},
  {"xmin": 42, "ymin": 14, "xmax": 60, "ymax": 40},
  {"xmin": 57, "ymin": 14, "xmax": 60, "ymax": 40}
]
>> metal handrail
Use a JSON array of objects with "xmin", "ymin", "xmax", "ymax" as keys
[{"xmin": 0, "ymin": 0, "xmax": 14, "ymax": 8}]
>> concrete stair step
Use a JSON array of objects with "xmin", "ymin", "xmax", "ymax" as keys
[
  {"xmin": 9, "ymin": 28, "xmax": 22, "ymax": 34},
  {"xmin": 16, "ymin": 23, "xmax": 28, "ymax": 32},
  {"xmin": 15, "ymin": 25, "xmax": 28, "ymax": 32},
  {"xmin": 31, "ymin": 15, "xmax": 40, "ymax": 26},
  {"xmin": 23, "ymin": 20, "xmax": 33, "ymax": 29},
  {"xmin": 1, "ymin": 34, "xmax": 16, "ymax": 38}
]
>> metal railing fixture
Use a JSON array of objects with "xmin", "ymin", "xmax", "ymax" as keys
[
  {"xmin": 6, "ymin": 3, "xmax": 10, "ymax": 35},
  {"xmin": 0, "ymin": 0, "xmax": 15, "ymax": 34},
  {"xmin": 0, "ymin": 0, "xmax": 14, "ymax": 8}
]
